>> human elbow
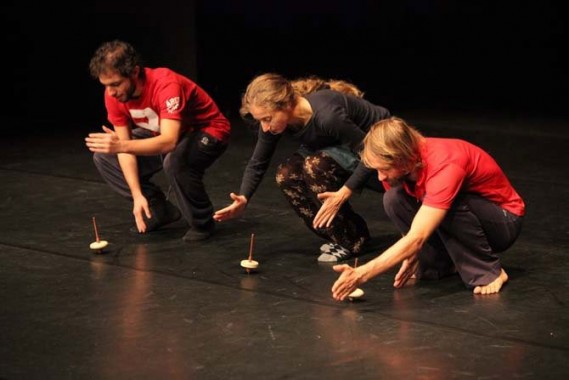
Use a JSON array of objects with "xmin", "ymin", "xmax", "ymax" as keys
[{"xmin": 162, "ymin": 141, "xmax": 177, "ymax": 154}]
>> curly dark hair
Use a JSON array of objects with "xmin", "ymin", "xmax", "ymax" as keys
[{"xmin": 89, "ymin": 40, "xmax": 145, "ymax": 79}]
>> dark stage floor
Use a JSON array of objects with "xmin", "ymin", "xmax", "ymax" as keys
[{"xmin": 1, "ymin": 108, "xmax": 568, "ymax": 379}]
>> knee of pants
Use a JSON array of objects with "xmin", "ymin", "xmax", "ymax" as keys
[
  {"xmin": 163, "ymin": 154, "xmax": 186, "ymax": 177},
  {"xmin": 303, "ymin": 153, "xmax": 335, "ymax": 177},
  {"xmin": 276, "ymin": 162, "xmax": 302, "ymax": 188},
  {"xmin": 93, "ymin": 152, "xmax": 113, "ymax": 171},
  {"xmin": 382, "ymin": 187, "xmax": 408, "ymax": 219}
]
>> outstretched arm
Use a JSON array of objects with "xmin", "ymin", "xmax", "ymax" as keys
[
  {"xmin": 85, "ymin": 119, "xmax": 181, "ymax": 155},
  {"xmin": 85, "ymin": 120, "xmax": 182, "ymax": 232},
  {"xmin": 213, "ymin": 193, "xmax": 248, "ymax": 222},
  {"xmin": 313, "ymin": 185, "xmax": 353, "ymax": 228},
  {"xmin": 89, "ymin": 125, "xmax": 153, "ymax": 233},
  {"xmin": 331, "ymin": 205, "xmax": 447, "ymax": 301}
]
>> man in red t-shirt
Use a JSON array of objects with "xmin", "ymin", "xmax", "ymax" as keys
[
  {"xmin": 331, "ymin": 117, "xmax": 525, "ymax": 300},
  {"xmin": 85, "ymin": 40, "xmax": 230, "ymax": 242}
]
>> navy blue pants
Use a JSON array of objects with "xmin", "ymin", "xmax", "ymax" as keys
[
  {"xmin": 383, "ymin": 186, "xmax": 523, "ymax": 287},
  {"xmin": 93, "ymin": 128, "xmax": 227, "ymax": 229}
]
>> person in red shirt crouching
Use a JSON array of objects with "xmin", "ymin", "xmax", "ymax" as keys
[
  {"xmin": 85, "ymin": 40, "xmax": 230, "ymax": 242},
  {"xmin": 331, "ymin": 116, "xmax": 525, "ymax": 300}
]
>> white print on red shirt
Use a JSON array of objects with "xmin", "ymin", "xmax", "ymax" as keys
[
  {"xmin": 166, "ymin": 97, "xmax": 180, "ymax": 114},
  {"xmin": 129, "ymin": 108, "xmax": 160, "ymax": 132}
]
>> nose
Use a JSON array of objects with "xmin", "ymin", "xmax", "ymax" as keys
[
  {"xmin": 260, "ymin": 121, "xmax": 271, "ymax": 133},
  {"xmin": 377, "ymin": 170, "xmax": 387, "ymax": 182},
  {"xmin": 107, "ymin": 87, "xmax": 118, "ymax": 98}
]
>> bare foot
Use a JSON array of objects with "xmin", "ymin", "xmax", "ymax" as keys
[{"xmin": 473, "ymin": 269, "xmax": 508, "ymax": 295}]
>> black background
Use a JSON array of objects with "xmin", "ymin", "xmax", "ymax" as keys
[{"xmin": 1, "ymin": 0, "xmax": 566, "ymax": 136}]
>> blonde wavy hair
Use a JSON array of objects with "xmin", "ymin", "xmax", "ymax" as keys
[
  {"xmin": 240, "ymin": 73, "xmax": 364, "ymax": 118},
  {"xmin": 361, "ymin": 117, "xmax": 424, "ymax": 171},
  {"xmin": 291, "ymin": 76, "xmax": 364, "ymax": 98}
]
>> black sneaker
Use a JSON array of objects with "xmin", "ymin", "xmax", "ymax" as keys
[
  {"xmin": 130, "ymin": 197, "xmax": 181, "ymax": 233},
  {"xmin": 182, "ymin": 222, "xmax": 215, "ymax": 242}
]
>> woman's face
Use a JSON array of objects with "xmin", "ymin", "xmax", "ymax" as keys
[{"xmin": 249, "ymin": 104, "xmax": 291, "ymax": 135}]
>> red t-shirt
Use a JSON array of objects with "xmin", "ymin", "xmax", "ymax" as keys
[
  {"xmin": 105, "ymin": 67, "xmax": 230, "ymax": 143},
  {"xmin": 385, "ymin": 138, "xmax": 525, "ymax": 216}
]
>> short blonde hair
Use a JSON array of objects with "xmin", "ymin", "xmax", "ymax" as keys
[{"xmin": 361, "ymin": 117, "xmax": 424, "ymax": 170}]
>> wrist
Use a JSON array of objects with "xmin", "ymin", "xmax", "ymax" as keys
[{"xmin": 354, "ymin": 266, "xmax": 366, "ymax": 284}]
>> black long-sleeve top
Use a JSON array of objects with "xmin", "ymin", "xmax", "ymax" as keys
[{"xmin": 239, "ymin": 90, "xmax": 391, "ymax": 200}]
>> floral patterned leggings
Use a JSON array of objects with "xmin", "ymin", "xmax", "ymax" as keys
[{"xmin": 275, "ymin": 152, "xmax": 369, "ymax": 254}]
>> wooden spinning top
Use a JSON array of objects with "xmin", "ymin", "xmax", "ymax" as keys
[
  {"xmin": 348, "ymin": 257, "xmax": 364, "ymax": 301},
  {"xmin": 89, "ymin": 216, "xmax": 108, "ymax": 252},
  {"xmin": 240, "ymin": 233, "xmax": 259, "ymax": 273}
]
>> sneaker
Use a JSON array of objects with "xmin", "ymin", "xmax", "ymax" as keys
[
  {"xmin": 317, "ymin": 243, "xmax": 352, "ymax": 262},
  {"xmin": 182, "ymin": 222, "xmax": 215, "ymax": 242},
  {"xmin": 320, "ymin": 242, "xmax": 335, "ymax": 254},
  {"xmin": 130, "ymin": 197, "xmax": 181, "ymax": 233}
]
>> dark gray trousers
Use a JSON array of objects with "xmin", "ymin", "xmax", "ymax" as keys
[
  {"xmin": 93, "ymin": 128, "xmax": 227, "ymax": 229},
  {"xmin": 383, "ymin": 186, "xmax": 523, "ymax": 288}
]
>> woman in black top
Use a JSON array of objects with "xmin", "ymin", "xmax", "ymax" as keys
[{"xmin": 214, "ymin": 73, "xmax": 391, "ymax": 262}]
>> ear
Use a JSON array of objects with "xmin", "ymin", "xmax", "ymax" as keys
[{"xmin": 132, "ymin": 65, "xmax": 141, "ymax": 79}]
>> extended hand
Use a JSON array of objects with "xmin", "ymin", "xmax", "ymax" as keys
[
  {"xmin": 85, "ymin": 125, "xmax": 122, "ymax": 153},
  {"xmin": 393, "ymin": 256, "xmax": 419, "ymax": 288},
  {"xmin": 213, "ymin": 193, "xmax": 248, "ymax": 222},
  {"xmin": 132, "ymin": 195, "xmax": 151, "ymax": 233},
  {"xmin": 331, "ymin": 264, "xmax": 360, "ymax": 301},
  {"xmin": 313, "ymin": 187, "xmax": 351, "ymax": 228}
]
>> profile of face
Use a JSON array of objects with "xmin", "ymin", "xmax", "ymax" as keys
[
  {"xmin": 248, "ymin": 104, "xmax": 292, "ymax": 135},
  {"xmin": 98, "ymin": 69, "xmax": 138, "ymax": 103},
  {"xmin": 366, "ymin": 154, "xmax": 410, "ymax": 187}
]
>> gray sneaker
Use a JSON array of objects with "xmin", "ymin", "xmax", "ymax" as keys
[
  {"xmin": 320, "ymin": 242, "xmax": 336, "ymax": 253},
  {"xmin": 317, "ymin": 243, "xmax": 352, "ymax": 262}
]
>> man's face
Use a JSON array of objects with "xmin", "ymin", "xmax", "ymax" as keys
[
  {"xmin": 99, "ymin": 70, "xmax": 137, "ymax": 103},
  {"xmin": 366, "ymin": 154, "xmax": 410, "ymax": 187}
]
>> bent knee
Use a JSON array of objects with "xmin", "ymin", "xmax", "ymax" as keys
[
  {"xmin": 92, "ymin": 152, "xmax": 112, "ymax": 168},
  {"xmin": 382, "ymin": 187, "xmax": 407, "ymax": 215}
]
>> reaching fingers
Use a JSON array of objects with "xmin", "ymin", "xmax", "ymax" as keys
[
  {"xmin": 331, "ymin": 265, "xmax": 355, "ymax": 301},
  {"xmin": 143, "ymin": 204, "xmax": 151, "ymax": 219},
  {"xmin": 213, "ymin": 209, "xmax": 230, "ymax": 222},
  {"xmin": 393, "ymin": 259, "xmax": 418, "ymax": 288},
  {"xmin": 102, "ymin": 125, "xmax": 114, "ymax": 134},
  {"xmin": 313, "ymin": 204, "xmax": 333, "ymax": 228},
  {"xmin": 332, "ymin": 264, "xmax": 349, "ymax": 274},
  {"xmin": 134, "ymin": 214, "xmax": 146, "ymax": 233}
]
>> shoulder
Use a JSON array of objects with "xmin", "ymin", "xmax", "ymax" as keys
[
  {"xmin": 146, "ymin": 67, "xmax": 192, "ymax": 84},
  {"xmin": 424, "ymin": 138, "xmax": 476, "ymax": 169},
  {"xmin": 306, "ymin": 90, "xmax": 346, "ymax": 114},
  {"xmin": 427, "ymin": 138, "xmax": 479, "ymax": 153},
  {"xmin": 306, "ymin": 89, "xmax": 344, "ymax": 103}
]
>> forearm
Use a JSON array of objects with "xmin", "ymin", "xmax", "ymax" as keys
[
  {"xmin": 120, "ymin": 136, "xmax": 176, "ymax": 156},
  {"xmin": 357, "ymin": 205, "xmax": 446, "ymax": 284},
  {"xmin": 117, "ymin": 153, "xmax": 144, "ymax": 198},
  {"xmin": 357, "ymin": 234, "xmax": 423, "ymax": 283},
  {"xmin": 344, "ymin": 163, "xmax": 372, "ymax": 191},
  {"xmin": 239, "ymin": 161, "xmax": 269, "ymax": 200},
  {"xmin": 336, "ymin": 185, "xmax": 352, "ymax": 201}
]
